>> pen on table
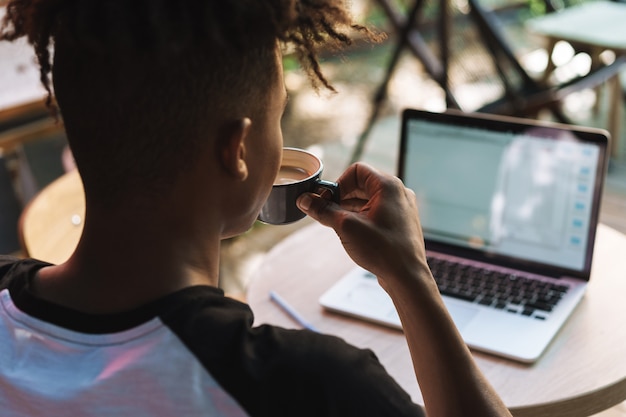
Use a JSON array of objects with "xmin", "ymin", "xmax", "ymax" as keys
[{"xmin": 269, "ymin": 290, "xmax": 319, "ymax": 332}]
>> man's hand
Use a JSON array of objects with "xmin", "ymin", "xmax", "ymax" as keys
[{"xmin": 297, "ymin": 162, "xmax": 430, "ymax": 288}]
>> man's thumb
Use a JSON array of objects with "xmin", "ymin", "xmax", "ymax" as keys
[{"xmin": 297, "ymin": 192, "xmax": 339, "ymax": 227}]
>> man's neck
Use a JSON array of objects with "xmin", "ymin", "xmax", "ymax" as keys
[{"xmin": 31, "ymin": 208, "xmax": 222, "ymax": 314}]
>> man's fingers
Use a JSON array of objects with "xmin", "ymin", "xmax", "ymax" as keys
[
  {"xmin": 336, "ymin": 162, "xmax": 381, "ymax": 200},
  {"xmin": 340, "ymin": 198, "xmax": 368, "ymax": 212},
  {"xmin": 297, "ymin": 192, "xmax": 342, "ymax": 228}
]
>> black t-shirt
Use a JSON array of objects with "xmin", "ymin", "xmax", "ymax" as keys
[{"xmin": 0, "ymin": 255, "xmax": 425, "ymax": 416}]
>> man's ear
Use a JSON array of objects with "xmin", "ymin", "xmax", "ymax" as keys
[{"xmin": 217, "ymin": 118, "xmax": 251, "ymax": 181}]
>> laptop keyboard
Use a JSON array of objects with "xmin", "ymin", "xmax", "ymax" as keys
[{"xmin": 427, "ymin": 256, "xmax": 570, "ymax": 320}]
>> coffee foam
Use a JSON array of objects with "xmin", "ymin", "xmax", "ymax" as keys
[{"xmin": 274, "ymin": 165, "xmax": 312, "ymax": 185}]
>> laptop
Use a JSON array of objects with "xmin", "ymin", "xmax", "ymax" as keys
[{"xmin": 320, "ymin": 109, "xmax": 609, "ymax": 363}]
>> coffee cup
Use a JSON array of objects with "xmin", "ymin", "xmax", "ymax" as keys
[{"xmin": 258, "ymin": 147, "xmax": 339, "ymax": 225}]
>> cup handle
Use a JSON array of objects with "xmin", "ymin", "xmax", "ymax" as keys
[{"xmin": 315, "ymin": 179, "xmax": 340, "ymax": 203}]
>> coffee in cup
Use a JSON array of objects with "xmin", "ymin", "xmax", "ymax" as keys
[
  {"xmin": 274, "ymin": 165, "xmax": 313, "ymax": 185},
  {"xmin": 258, "ymin": 147, "xmax": 339, "ymax": 225}
]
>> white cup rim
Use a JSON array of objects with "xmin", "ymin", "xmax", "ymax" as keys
[{"xmin": 274, "ymin": 147, "xmax": 323, "ymax": 186}]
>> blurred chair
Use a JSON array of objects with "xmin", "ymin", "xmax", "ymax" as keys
[
  {"xmin": 352, "ymin": 0, "xmax": 626, "ymax": 163},
  {"xmin": 0, "ymin": 101, "xmax": 51, "ymax": 133},
  {"xmin": 525, "ymin": 0, "xmax": 626, "ymax": 157},
  {"xmin": 470, "ymin": 0, "xmax": 626, "ymax": 118},
  {"xmin": 16, "ymin": 125, "xmax": 70, "ymax": 204},
  {"xmin": 0, "ymin": 117, "xmax": 68, "ymax": 202}
]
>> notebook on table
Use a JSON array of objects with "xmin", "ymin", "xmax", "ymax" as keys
[{"xmin": 320, "ymin": 109, "xmax": 609, "ymax": 363}]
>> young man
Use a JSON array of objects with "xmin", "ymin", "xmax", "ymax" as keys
[{"xmin": 0, "ymin": 1, "xmax": 511, "ymax": 416}]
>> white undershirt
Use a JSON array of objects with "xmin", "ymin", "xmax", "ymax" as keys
[{"xmin": 0, "ymin": 289, "xmax": 249, "ymax": 417}]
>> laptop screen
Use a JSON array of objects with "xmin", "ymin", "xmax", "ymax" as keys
[{"xmin": 399, "ymin": 109, "xmax": 608, "ymax": 278}]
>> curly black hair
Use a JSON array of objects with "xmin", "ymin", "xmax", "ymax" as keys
[
  {"xmin": 1, "ymin": 0, "xmax": 377, "ymax": 206},
  {"xmin": 1, "ymin": 0, "xmax": 373, "ymax": 108}
]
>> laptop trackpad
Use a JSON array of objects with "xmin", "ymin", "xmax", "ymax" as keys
[{"xmin": 443, "ymin": 300, "xmax": 480, "ymax": 331}]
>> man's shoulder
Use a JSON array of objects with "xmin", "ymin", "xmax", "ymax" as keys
[
  {"xmin": 0, "ymin": 256, "xmax": 49, "ymax": 282},
  {"xmin": 141, "ymin": 289, "xmax": 424, "ymax": 417},
  {"xmin": 255, "ymin": 324, "xmax": 379, "ymax": 370},
  {"xmin": 0, "ymin": 255, "xmax": 25, "ymax": 286},
  {"xmin": 159, "ymin": 289, "xmax": 369, "ymax": 368},
  {"xmin": 241, "ymin": 326, "xmax": 424, "ymax": 416},
  {"xmin": 0, "ymin": 255, "xmax": 20, "ymax": 268}
]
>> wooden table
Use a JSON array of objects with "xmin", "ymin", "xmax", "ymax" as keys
[
  {"xmin": 247, "ymin": 222, "xmax": 626, "ymax": 417},
  {"xmin": 19, "ymin": 169, "xmax": 84, "ymax": 264},
  {"xmin": 526, "ymin": 1, "xmax": 626, "ymax": 158}
]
